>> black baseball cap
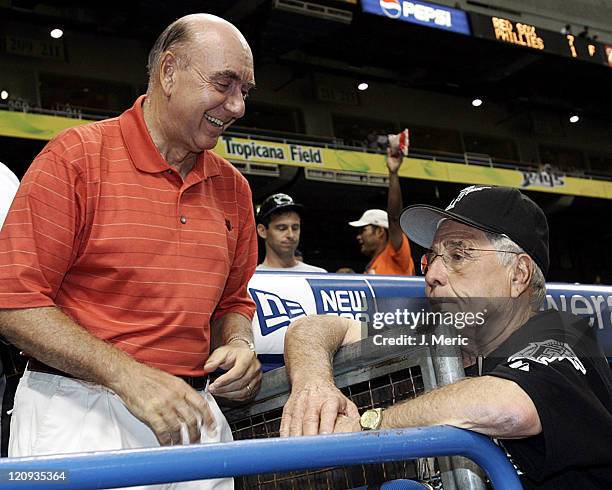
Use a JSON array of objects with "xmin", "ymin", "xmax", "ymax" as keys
[
  {"xmin": 256, "ymin": 193, "xmax": 304, "ymax": 224},
  {"xmin": 399, "ymin": 185, "xmax": 549, "ymax": 275}
]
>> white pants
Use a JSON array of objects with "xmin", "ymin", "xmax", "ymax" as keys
[{"xmin": 9, "ymin": 371, "xmax": 233, "ymax": 489}]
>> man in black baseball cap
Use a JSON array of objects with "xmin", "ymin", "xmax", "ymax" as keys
[
  {"xmin": 399, "ymin": 184, "xmax": 549, "ymax": 275},
  {"xmin": 256, "ymin": 193, "xmax": 326, "ymax": 272},
  {"xmin": 279, "ymin": 185, "xmax": 612, "ymax": 489}
]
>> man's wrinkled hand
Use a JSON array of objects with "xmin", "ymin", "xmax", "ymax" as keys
[
  {"xmin": 206, "ymin": 344, "xmax": 262, "ymax": 402},
  {"xmin": 279, "ymin": 381, "xmax": 359, "ymax": 437},
  {"xmin": 115, "ymin": 364, "xmax": 216, "ymax": 446}
]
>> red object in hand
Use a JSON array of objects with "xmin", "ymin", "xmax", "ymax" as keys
[{"xmin": 388, "ymin": 128, "xmax": 410, "ymax": 156}]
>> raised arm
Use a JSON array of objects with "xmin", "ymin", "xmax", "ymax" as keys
[
  {"xmin": 279, "ymin": 315, "xmax": 362, "ymax": 436},
  {"xmin": 386, "ymin": 148, "xmax": 405, "ymax": 251}
]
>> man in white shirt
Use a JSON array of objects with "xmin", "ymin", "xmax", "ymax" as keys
[
  {"xmin": 0, "ymin": 162, "xmax": 19, "ymax": 228},
  {"xmin": 0, "ymin": 161, "xmax": 19, "ymax": 452},
  {"xmin": 256, "ymin": 193, "xmax": 326, "ymax": 273}
]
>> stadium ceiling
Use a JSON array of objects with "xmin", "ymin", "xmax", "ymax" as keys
[{"xmin": 2, "ymin": 0, "xmax": 611, "ymax": 123}]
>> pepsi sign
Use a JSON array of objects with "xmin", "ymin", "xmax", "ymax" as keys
[{"xmin": 362, "ymin": 0, "xmax": 471, "ymax": 36}]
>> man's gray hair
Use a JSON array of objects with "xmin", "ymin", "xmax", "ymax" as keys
[
  {"xmin": 146, "ymin": 18, "xmax": 193, "ymax": 92},
  {"xmin": 485, "ymin": 232, "xmax": 546, "ymax": 311}
]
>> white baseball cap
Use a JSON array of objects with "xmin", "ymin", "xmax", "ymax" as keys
[{"xmin": 349, "ymin": 209, "xmax": 389, "ymax": 229}]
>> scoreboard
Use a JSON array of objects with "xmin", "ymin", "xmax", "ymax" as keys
[
  {"xmin": 359, "ymin": 1, "xmax": 610, "ymax": 67},
  {"xmin": 469, "ymin": 12, "xmax": 608, "ymax": 66}
]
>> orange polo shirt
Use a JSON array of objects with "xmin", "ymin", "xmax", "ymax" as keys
[
  {"xmin": 0, "ymin": 96, "xmax": 257, "ymax": 376},
  {"xmin": 365, "ymin": 235, "xmax": 415, "ymax": 276}
]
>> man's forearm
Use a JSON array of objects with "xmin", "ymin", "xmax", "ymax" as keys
[
  {"xmin": 382, "ymin": 376, "xmax": 541, "ymax": 438},
  {"xmin": 284, "ymin": 316, "xmax": 353, "ymax": 388},
  {"xmin": 387, "ymin": 170, "xmax": 402, "ymax": 222},
  {"xmin": 0, "ymin": 306, "xmax": 137, "ymax": 393},
  {"xmin": 1, "ymin": 308, "xmax": 228, "ymax": 446},
  {"xmin": 387, "ymin": 168, "xmax": 405, "ymax": 250},
  {"xmin": 211, "ymin": 312, "xmax": 254, "ymax": 350}
]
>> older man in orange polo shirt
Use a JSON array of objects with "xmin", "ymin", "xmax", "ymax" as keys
[
  {"xmin": 349, "ymin": 149, "xmax": 416, "ymax": 276},
  {"xmin": 0, "ymin": 14, "xmax": 259, "ymax": 488}
]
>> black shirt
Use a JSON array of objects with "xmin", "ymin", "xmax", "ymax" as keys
[{"xmin": 466, "ymin": 309, "xmax": 612, "ymax": 489}]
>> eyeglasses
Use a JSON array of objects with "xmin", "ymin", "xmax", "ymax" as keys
[{"xmin": 420, "ymin": 247, "xmax": 521, "ymax": 275}]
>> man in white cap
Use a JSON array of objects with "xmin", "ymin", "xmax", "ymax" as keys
[{"xmin": 349, "ymin": 150, "xmax": 415, "ymax": 275}]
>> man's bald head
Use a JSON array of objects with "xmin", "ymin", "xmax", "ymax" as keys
[{"xmin": 146, "ymin": 14, "xmax": 251, "ymax": 92}]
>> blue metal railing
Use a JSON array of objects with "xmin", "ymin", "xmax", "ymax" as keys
[{"xmin": 0, "ymin": 426, "xmax": 522, "ymax": 489}]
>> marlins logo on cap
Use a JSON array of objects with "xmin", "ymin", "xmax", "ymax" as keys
[
  {"xmin": 256, "ymin": 193, "xmax": 304, "ymax": 224},
  {"xmin": 446, "ymin": 185, "xmax": 491, "ymax": 211}
]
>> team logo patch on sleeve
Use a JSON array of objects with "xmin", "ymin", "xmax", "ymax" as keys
[{"xmin": 507, "ymin": 339, "xmax": 586, "ymax": 374}]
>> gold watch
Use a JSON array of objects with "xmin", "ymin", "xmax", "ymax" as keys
[{"xmin": 359, "ymin": 408, "xmax": 384, "ymax": 431}]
